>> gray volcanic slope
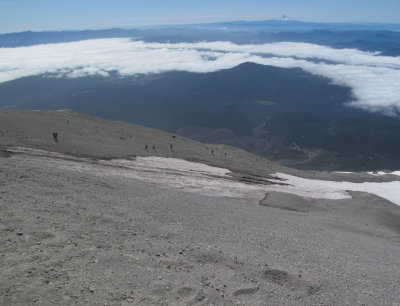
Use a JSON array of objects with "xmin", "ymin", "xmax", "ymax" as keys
[{"xmin": 1, "ymin": 109, "xmax": 400, "ymax": 305}]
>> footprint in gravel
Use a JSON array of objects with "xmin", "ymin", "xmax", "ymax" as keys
[
  {"xmin": 152, "ymin": 285, "xmax": 200, "ymax": 303},
  {"xmin": 33, "ymin": 231, "xmax": 56, "ymax": 241},
  {"xmin": 263, "ymin": 268, "xmax": 314, "ymax": 293},
  {"xmin": 233, "ymin": 287, "xmax": 259, "ymax": 296},
  {"xmin": 175, "ymin": 286, "xmax": 201, "ymax": 303},
  {"xmin": 192, "ymin": 250, "xmax": 224, "ymax": 265},
  {"xmin": 176, "ymin": 286, "xmax": 195, "ymax": 297}
]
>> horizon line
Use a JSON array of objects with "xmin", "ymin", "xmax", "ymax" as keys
[{"xmin": 2, "ymin": 18, "xmax": 400, "ymax": 35}]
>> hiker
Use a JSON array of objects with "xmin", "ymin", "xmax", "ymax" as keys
[
  {"xmin": 52, "ymin": 132, "xmax": 58, "ymax": 142},
  {"xmin": 211, "ymin": 149, "xmax": 214, "ymax": 155},
  {"xmin": 152, "ymin": 144, "xmax": 156, "ymax": 151},
  {"xmin": 145, "ymin": 144, "xmax": 148, "ymax": 152},
  {"xmin": 170, "ymin": 144, "xmax": 173, "ymax": 151}
]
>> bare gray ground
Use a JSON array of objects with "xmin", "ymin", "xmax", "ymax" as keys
[{"xmin": 1, "ymin": 110, "xmax": 400, "ymax": 305}]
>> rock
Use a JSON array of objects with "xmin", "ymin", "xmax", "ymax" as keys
[{"xmin": 259, "ymin": 192, "xmax": 315, "ymax": 213}]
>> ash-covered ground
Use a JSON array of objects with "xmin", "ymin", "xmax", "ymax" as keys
[{"xmin": 1, "ymin": 110, "xmax": 400, "ymax": 305}]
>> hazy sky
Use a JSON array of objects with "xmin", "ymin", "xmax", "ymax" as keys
[{"xmin": 1, "ymin": 0, "xmax": 400, "ymax": 33}]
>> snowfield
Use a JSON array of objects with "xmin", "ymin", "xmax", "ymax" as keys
[
  {"xmin": 9, "ymin": 147, "xmax": 400, "ymax": 206},
  {"xmin": 367, "ymin": 170, "xmax": 400, "ymax": 176},
  {"xmin": 273, "ymin": 172, "xmax": 400, "ymax": 206}
]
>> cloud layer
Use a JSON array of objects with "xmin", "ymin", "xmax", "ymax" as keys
[{"xmin": 1, "ymin": 38, "xmax": 400, "ymax": 115}]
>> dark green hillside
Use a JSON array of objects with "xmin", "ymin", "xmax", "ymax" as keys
[{"xmin": 1, "ymin": 62, "xmax": 400, "ymax": 170}]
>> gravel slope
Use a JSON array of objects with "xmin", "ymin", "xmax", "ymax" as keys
[{"xmin": 1, "ymin": 109, "xmax": 400, "ymax": 305}]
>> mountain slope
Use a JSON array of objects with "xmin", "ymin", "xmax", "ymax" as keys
[{"xmin": 1, "ymin": 109, "xmax": 400, "ymax": 305}]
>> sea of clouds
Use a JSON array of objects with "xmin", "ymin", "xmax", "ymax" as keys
[{"xmin": 1, "ymin": 38, "xmax": 400, "ymax": 115}]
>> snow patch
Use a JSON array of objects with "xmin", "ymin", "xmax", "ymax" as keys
[
  {"xmin": 9, "ymin": 147, "xmax": 400, "ymax": 206},
  {"xmin": 367, "ymin": 171, "xmax": 400, "ymax": 176},
  {"xmin": 272, "ymin": 173, "xmax": 400, "ymax": 206}
]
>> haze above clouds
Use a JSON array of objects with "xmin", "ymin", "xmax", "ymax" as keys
[
  {"xmin": 2, "ymin": 0, "xmax": 400, "ymax": 33},
  {"xmin": 1, "ymin": 38, "xmax": 400, "ymax": 115}
]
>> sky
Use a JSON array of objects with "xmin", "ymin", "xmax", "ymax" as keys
[{"xmin": 1, "ymin": 0, "xmax": 400, "ymax": 33}]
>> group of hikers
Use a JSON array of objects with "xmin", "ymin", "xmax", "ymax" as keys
[
  {"xmin": 207, "ymin": 147, "xmax": 227, "ymax": 157},
  {"xmin": 52, "ymin": 131, "xmax": 227, "ymax": 157},
  {"xmin": 144, "ymin": 143, "xmax": 174, "ymax": 152},
  {"xmin": 52, "ymin": 131, "xmax": 176, "ymax": 153}
]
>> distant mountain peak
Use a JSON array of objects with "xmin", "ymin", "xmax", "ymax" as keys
[{"xmin": 278, "ymin": 15, "xmax": 291, "ymax": 21}]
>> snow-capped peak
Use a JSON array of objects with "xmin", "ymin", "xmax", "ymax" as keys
[{"xmin": 279, "ymin": 14, "xmax": 291, "ymax": 21}]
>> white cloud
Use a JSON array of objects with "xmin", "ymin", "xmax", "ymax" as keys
[{"xmin": 1, "ymin": 38, "xmax": 400, "ymax": 114}]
